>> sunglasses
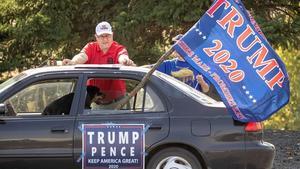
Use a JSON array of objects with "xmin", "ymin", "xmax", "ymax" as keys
[{"xmin": 96, "ymin": 34, "xmax": 112, "ymax": 39}]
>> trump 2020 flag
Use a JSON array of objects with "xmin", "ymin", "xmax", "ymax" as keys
[{"xmin": 173, "ymin": 0, "xmax": 290, "ymax": 122}]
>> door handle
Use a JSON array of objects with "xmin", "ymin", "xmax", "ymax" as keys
[
  {"xmin": 0, "ymin": 119, "xmax": 5, "ymax": 124},
  {"xmin": 149, "ymin": 125, "xmax": 162, "ymax": 130},
  {"xmin": 51, "ymin": 127, "xmax": 69, "ymax": 133}
]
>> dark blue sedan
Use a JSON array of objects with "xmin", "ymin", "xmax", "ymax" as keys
[{"xmin": 0, "ymin": 65, "xmax": 275, "ymax": 169}]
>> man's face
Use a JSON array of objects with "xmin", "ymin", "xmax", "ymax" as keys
[{"xmin": 95, "ymin": 33, "xmax": 113, "ymax": 51}]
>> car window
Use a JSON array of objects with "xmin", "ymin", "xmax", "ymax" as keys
[
  {"xmin": 156, "ymin": 71, "xmax": 225, "ymax": 107},
  {"xmin": 83, "ymin": 77, "xmax": 165, "ymax": 114},
  {"xmin": 4, "ymin": 79, "xmax": 77, "ymax": 116},
  {"xmin": 0, "ymin": 73, "xmax": 27, "ymax": 93}
]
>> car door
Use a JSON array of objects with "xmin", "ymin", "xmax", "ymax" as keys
[
  {"xmin": 0, "ymin": 73, "xmax": 83, "ymax": 169},
  {"xmin": 73, "ymin": 74, "xmax": 170, "ymax": 168}
]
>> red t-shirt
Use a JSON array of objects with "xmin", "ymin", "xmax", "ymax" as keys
[{"xmin": 82, "ymin": 41, "xmax": 128, "ymax": 102}]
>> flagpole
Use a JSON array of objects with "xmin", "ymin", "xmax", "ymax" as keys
[{"xmin": 115, "ymin": 47, "xmax": 175, "ymax": 110}]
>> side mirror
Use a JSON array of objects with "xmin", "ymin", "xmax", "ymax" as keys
[{"xmin": 0, "ymin": 103, "xmax": 6, "ymax": 115}]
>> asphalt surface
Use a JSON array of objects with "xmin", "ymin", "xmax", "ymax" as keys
[{"xmin": 264, "ymin": 130, "xmax": 300, "ymax": 169}]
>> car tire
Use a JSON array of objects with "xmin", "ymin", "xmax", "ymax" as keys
[{"xmin": 146, "ymin": 147, "xmax": 203, "ymax": 169}]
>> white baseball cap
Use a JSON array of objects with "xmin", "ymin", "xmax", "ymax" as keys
[{"xmin": 95, "ymin": 21, "xmax": 113, "ymax": 36}]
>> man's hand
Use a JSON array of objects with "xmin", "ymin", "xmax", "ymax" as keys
[
  {"xmin": 62, "ymin": 59, "xmax": 75, "ymax": 65},
  {"xmin": 62, "ymin": 53, "xmax": 88, "ymax": 65},
  {"xmin": 196, "ymin": 74, "xmax": 209, "ymax": 93},
  {"xmin": 118, "ymin": 55, "xmax": 136, "ymax": 66},
  {"xmin": 121, "ymin": 58, "xmax": 135, "ymax": 66}
]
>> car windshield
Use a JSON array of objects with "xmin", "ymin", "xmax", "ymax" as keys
[
  {"xmin": 155, "ymin": 71, "xmax": 225, "ymax": 107},
  {"xmin": 0, "ymin": 73, "xmax": 27, "ymax": 93}
]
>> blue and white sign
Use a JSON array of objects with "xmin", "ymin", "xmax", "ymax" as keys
[
  {"xmin": 173, "ymin": 0, "xmax": 290, "ymax": 122},
  {"xmin": 82, "ymin": 124, "xmax": 145, "ymax": 169}
]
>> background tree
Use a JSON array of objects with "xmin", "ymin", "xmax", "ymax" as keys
[
  {"xmin": 1, "ymin": 0, "xmax": 298, "ymax": 71},
  {"xmin": 0, "ymin": 0, "xmax": 299, "ymax": 129},
  {"xmin": 264, "ymin": 48, "xmax": 300, "ymax": 130}
]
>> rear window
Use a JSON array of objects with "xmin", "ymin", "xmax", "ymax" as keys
[{"xmin": 155, "ymin": 71, "xmax": 225, "ymax": 107}]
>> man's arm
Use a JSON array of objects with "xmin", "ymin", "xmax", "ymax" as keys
[
  {"xmin": 62, "ymin": 52, "xmax": 88, "ymax": 65},
  {"xmin": 118, "ymin": 54, "xmax": 135, "ymax": 66},
  {"xmin": 196, "ymin": 75, "xmax": 210, "ymax": 93},
  {"xmin": 117, "ymin": 48, "xmax": 135, "ymax": 66}
]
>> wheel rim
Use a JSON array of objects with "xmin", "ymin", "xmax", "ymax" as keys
[{"xmin": 156, "ymin": 156, "xmax": 192, "ymax": 169}]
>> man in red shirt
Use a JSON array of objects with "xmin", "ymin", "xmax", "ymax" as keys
[{"xmin": 63, "ymin": 21, "xmax": 135, "ymax": 104}]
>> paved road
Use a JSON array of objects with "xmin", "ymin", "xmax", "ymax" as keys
[{"xmin": 264, "ymin": 130, "xmax": 300, "ymax": 169}]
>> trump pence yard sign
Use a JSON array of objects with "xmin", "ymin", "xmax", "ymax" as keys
[{"xmin": 82, "ymin": 124, "xmax": 145, "ymax": 169}]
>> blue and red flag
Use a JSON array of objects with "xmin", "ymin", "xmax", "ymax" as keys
[{"xmin": 173, "ymin": 0, "xmax": 290, "ymax": 122}]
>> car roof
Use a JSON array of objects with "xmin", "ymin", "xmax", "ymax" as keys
[{"xmin": 23, "ymin": 64, "xmax": 150, "ymax": 76}]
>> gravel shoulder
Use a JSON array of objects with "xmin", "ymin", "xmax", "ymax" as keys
[{"xmin": 264, "ymin": 130, "xmax": 300, "ymax": 169}]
